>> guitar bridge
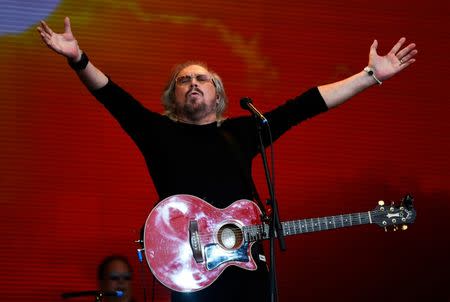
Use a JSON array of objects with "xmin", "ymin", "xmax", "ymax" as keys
[{"xmin": 189, "ymin": 220, "xmax": 204, "ymax": 263}]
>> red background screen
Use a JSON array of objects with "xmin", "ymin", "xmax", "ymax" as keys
[{"xmin": 0, "ymin": 0, "xmax": 449, "ymax": 301}]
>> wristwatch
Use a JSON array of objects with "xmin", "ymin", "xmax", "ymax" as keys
[{"xmin": 364, "ymin": 66, "xmax": 382, "ymax": 85}]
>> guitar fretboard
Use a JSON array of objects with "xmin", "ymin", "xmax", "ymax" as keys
[{"xmin": 243, "ymin": 211, "xmax": 374, "ymax": 242}]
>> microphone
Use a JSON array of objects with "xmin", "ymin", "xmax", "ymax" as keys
[
  {"xmin": 61, "ymin": 290, "xmax": 124, "ymax": 299},
  {"xmin": 240, "ymin": 97, "xmax": 268, "ymax": 124}
]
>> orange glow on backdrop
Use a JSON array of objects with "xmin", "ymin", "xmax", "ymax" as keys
[{"xmin": 0, "ymin": 0, "xmax": 449, "ymax": 301}]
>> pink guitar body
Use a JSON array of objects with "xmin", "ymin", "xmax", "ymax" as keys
[{"xmin": 143, "ymin": 194, "xmax": 262, "ymax": 292}]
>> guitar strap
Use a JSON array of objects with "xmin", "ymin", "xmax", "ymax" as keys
[{"xmin": 220, "ymin": 129, "xmax": 268, "ymax": 218}]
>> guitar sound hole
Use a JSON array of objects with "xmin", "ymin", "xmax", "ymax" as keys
[{"xmin": 217, "ymin": 224, "xmax": 243, "ymax": 249}]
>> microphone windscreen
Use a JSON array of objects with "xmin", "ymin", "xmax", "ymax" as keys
[{"xmin": 240, "ymin": 97, "xmax": 253, "ymax": 109}]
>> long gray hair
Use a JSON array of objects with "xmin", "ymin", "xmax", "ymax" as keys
[{"xmin": 161, "ymin": 61, "xmax": 228, "ymax": 121}]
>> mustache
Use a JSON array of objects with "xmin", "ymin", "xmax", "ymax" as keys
[{"xmin": 186, "ymin": 87, "xmax": 203, "ymax": 97}]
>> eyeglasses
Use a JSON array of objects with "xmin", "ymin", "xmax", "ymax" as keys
[
  {"xmin": 175, "ymin": 74, "xmax": 212, "ymax": 86},
  {"xmin": 108, "ymin": 272, "xmax": 132, "ymax": 281}
]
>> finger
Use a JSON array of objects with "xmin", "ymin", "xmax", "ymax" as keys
[
  {"xmin": 40, "ymin": 20, "xmax": 54, "ymax": 35},
  {"xmin": 389, "ymin": 37, "xmax": 406, "ymax": 55},
  {"xmin": 400, "ymin": 49, "xmax": 418, "ymax": 65},
  {"xmin": 39, "ymin": 34, "xmax": 51, "ymax": 48},
  {"xmin": 64, "ymin": 16, "xmax": 72, "ymax": 35},
  {"xmin": 39, "ymin": 30, "xmax": 52, "ymax": 44},
  {"xmin": 396, "ymin": 43, "xmax": 416, "ymax": 59},
  {"xmin": 369, "ymin": 39, "xmax": 378, "ymax": 57},
  {"xmin": 398, "ymin": 58, "xmax": 416, "ymax": 71}
]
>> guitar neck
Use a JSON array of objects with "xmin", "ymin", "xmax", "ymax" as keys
[{"xmin": 244, "ymin": 211, "xmax": 375, "ymax": 241}]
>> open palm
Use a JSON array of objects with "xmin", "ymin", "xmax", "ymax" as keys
[
  {"xmin": 369, "ymin": 37, "xmax": 417, "ymax": 81},
  {"xmin": 37, "ymin": 17, "xmax": 80, "ymax": 60}
]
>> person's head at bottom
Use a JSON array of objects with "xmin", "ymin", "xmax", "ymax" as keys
[{"xmin": 98, "ymin": 255, "xmax": 133, "ymax": 302}]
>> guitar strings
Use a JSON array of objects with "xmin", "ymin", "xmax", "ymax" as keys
[{"xmin": 160, "ymin": 211, "xmax": 381, "ymax": 242}]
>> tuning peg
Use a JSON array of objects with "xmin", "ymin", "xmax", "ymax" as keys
[
  {"xmin": 401, "ymin": 225, "xmax": 408, "ymax": 231},
  {"xmin": 384, "ymin": 227, "xmax": 388, "ymax": 232},
  {"xmin": 378, "ymin": 200, "xmax": 385, "ymax": 206},
  {"xmin": 393, "ymin": 226, "xmax": 398, "ymax": 232}
]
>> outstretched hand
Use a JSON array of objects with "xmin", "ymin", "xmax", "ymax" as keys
[
  {"xmin": 37, "ymin": 17, "xmax": 81, "ymax": 61},
  {"xmin": 368, "ymin": 37, "xmax": 418, "ymax": 82}
]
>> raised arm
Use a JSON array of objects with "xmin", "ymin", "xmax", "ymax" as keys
[
  {"xmin": 37, "ymin": 17, "xmax": 108, "ymax": 90},
  {"xmin": 318, "ymin": 37, "xmax": 418, "ymax": 109}
]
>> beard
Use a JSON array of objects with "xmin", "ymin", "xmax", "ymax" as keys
[{"xmin": 176, "ymin": 95, "xmax": 217, "ymax": 122}]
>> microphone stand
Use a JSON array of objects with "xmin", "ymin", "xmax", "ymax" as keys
[{"xmin": 255, "ymin": 119, "xmax": 286, "ymax": 302}]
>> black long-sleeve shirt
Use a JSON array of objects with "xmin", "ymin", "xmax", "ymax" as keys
[
  {"xmin": 91, "ymin": 79, "xmax": 328, "ymax": 301},
  {"xmin": 92, "ymin": 80, "xmax": 327, "ymax": 207}
]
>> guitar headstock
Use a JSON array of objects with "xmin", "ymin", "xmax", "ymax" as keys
[{"xmin": 372, "ymin": 194, "xmax": 416, "ymax": 231}]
